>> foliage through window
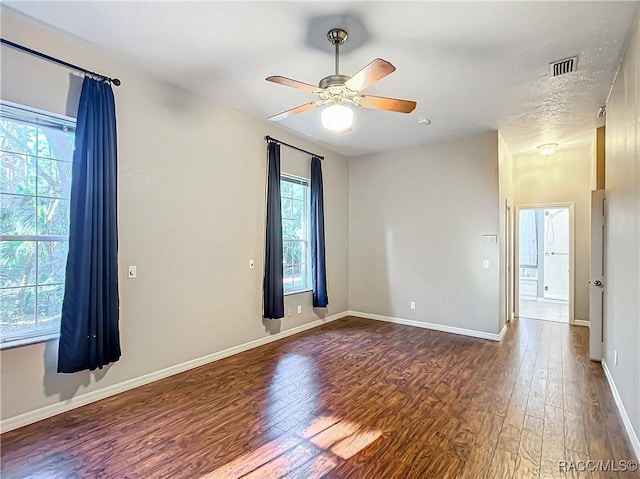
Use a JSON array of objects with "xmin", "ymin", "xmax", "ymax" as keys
[
  {"xmin": 281, "ymin": 175, "xmax": 311, "ymax": 294},
  {"xmin": 0, "ymin": 102, "xmax": 75, "ymax": 346}
]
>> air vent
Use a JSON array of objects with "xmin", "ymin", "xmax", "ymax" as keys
[{"xmin": 549, "ymin": 56, "xmax": 578, "ymax": 76}]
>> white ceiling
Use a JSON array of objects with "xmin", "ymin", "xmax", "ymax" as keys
[{"xmin": 4, "ymin": 1, "xmax": 638, "ymax": 156}]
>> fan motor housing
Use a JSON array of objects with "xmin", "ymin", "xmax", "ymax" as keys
[
  {"xmin": 327, "ymin": 28, "xmax": 348, "ymax": 45},
  {"xmin": 319, "ymin": 74, "xmax": 351, "ymax": 89}
]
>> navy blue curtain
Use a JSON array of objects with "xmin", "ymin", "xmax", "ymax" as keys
[
  {"xmin": 263, "ymin": 142, "xmax": 285, "ymax": 319},
  {"xmin": 310, "ymin": 157, "xmax": 329, "ymax": 307},
  {"xmin": 58, "ymin": 77, "xmax": 121, "ymax": 373}
]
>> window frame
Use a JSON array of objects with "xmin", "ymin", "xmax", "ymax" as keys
[
  {"xmin": 280, "ymin": 173, "xmax": 312, "ymax": 295},
  {"xmin": 0, "ymin": 101, "xmax": 76, "ymax": 349}
]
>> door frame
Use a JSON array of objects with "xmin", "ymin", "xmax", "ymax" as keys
[
  {"xmin": 505, "ymin": 199, "xmax": 514, "ymax": 323},
  {"xmin": 514, "ymin": 202, "xmax": 576, "ymax": 324}
]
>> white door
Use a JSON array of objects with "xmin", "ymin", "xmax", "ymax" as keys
[
  {"xmin": 590, "ymin": 190, "xmax": 606, "ymax": 361},
  {"xmin": 543, "ymin": 208, "xmax": 570, "ymax": 300}
]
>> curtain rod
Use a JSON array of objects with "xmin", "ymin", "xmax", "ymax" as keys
[
  {"xmin": 264, "ymin": 135, "xmax": 324, "ymax": 160},
  {"xmin": 1, "ymin": 38, "xmax": 122, "ymax": 86}
]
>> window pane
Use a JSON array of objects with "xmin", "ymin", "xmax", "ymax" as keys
[
  {"xmin": 281, "ymin": 178, "xmax": 310, "ymax": 293},
  {"xmin": 0, "ymin": 240, "xmax": 36, "ymax": 288},
  {"xmin": 1, "ymin": 153, "xmax": 36, "ymax": 195},
  {"xmin": 281, "ymin": 198, "xmax": 292, "ymax": 220},
  {"xmin": 283, "ymin": 265, "xmax": 293, "ymax": 290},
  {"xmin": 1, "ymin": 106, "xmax": 75, "ymax": 344},
  {"xmin": 291, "ymin": 216, "xmax": 304, "ymax": 239},
  {"xmin": 281, "ymin": 180, "xmax": 292, "ymax": 197},
  {"xmin": 0, "ymin": 286, "xmax": 36, "ymax": 336},
  {"xmin": 292, "ymin": 184, "xmax": 305, "ymax": 200},
  {"xmin": 293, "ymin": 264, "xmax": 306, "ymax": 289},
  {"xmin": 37, "ymin": 158, "xmax": 72, "ymax": 199},
  {"xmin": 37, "ymin": 198, "xmax": 70, "ymax": 235},
  {"xmin": 292, "ymin": 200, "xmax": 304, "ymax": 222},
  {"xmin": 283, "ymin": 240, "xmax": 292, "ymax": 265},
  {"xmin": 38, "ymin": 241, "xmax": 69, "ymax": 285},
  {"xmin": 283, "ymin": 240, "xmax": 303, "ymax": 265},
  {"xmin": 0, "ymin": 119, "xmax": 37, "ymax": 155},
  {"xmin": 37, "ymin": 126, "xmax": 74, "ymax": 160},
  {"xmin": 37, "ymin": 284, "xmax": 63, "ymax": 331},
  {"xmin": 297, "ymin": 241, "xmax": 305, "ymax": 265},
  {"xmin": 282, "ymin": 219, "xmax": 295, "ymax": 240},
  {"xmin": 1, "ymin": 193, "xmax": 36, "ymax": 235}
]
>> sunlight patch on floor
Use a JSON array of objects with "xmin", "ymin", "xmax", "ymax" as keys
[{"xmin": 200, "ymin": 415, "xmax": 381, "ymax": 478}]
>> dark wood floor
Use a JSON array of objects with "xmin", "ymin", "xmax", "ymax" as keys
[{"xmin": 2, "ymin": 316, "xmax": 638, "ymax": 478}]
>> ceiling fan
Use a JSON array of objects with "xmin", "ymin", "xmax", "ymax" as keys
[{"xmin": 266, "ymin": 28, "xmax": 417, "ymax": 132}]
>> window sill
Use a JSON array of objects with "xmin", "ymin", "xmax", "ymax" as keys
[
  {"xmin": 284, "ymin": 289, "xmax": 313, "ymax": 296},
  {"xmin": 0, "ymin": 333, "xmax": 59, "ymax": 351}
]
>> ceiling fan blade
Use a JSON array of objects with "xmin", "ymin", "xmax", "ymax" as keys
[
  {"xmin": 268, "ymin": 102, "xmax": 318, "ymax": 122},
  {"xmin": 266, "ymin": 76, "xmax": 323, "ymax": 93},
  {"xmin": 344, "ymin": 59, "xmax": 396, "ymax": 92},
  {"xmin": 358, "ymin": 95, "xmax": 417, "ymax": 114}
]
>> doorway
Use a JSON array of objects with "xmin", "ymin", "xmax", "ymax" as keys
[{"xmin": 516, "ymin": 205, "xmax": 574, "ymax": 323}]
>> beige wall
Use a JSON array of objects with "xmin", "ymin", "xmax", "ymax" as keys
[
  {"xmin": 348, "ymin": 132, "xmax": 502, "ymax": 335},
  {"xmin": 512, "ymin": 148, "xmax": 592, "ymax": 322},
  {"xmin": 604, "ymin": 8, "xmax": 640, "ymax": 448},
  {"xmin": 0, "ymin": 10, "xmax": 349, "ymax": 421}
]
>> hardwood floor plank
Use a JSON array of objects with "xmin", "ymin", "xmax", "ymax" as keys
[
  {"xmin": 528, "ymin": 367, "xmax": 549, "ymax": 418},
  {"xmin": 608, "ymin": 433, "xmax": 640, "ymax": 479},
  {"xmin": 282, "ymin": 452, "xmax": 340, "ymax": 479},
  {"xmin": 565, "ymin": 448, "xmax": 593, "ymax": 479},
  {"xmin": 459, "ymin": 413, "xmax": 504, "ymax": 479},
  {"xmin": 514, "ymin": 414, "xmax": 544, "ymax": 479},
  {"xmin": 1, "ymin": 316, "xmax": 635, "ymax": 479},
  {"xmin": 541, "ymin": 404, "xmax": 567, "ymax": 479},
  {"xmin": 486, "ymin": 447, "xmax": 518, "ymax": 479},
  {"xmin": 497, "ymin": 401, "xmax": 527, "ymax": 454},
  {"xmin": 565, "ymin": 410, "xmax": 590, "ymax": 455}
]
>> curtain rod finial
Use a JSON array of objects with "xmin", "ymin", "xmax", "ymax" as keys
[{"xmin": 112, "ymin": 78, "xmax": 121, "ymax": 86}]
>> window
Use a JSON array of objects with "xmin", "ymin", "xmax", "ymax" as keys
[
  {"xmin": 281, "ymin": 174, "xmax": 311, "ymax": 294},
  {"xmin": 0, "ymin": 102, "xmax": 76, "ymax": 347}
]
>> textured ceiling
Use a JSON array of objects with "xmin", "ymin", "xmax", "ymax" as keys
[{"xmin": 4, "ymin": 2, "xmax": 638, "ymax": 156}]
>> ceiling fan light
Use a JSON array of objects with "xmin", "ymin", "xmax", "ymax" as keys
[{"xmin": 321, "ymin": 104, "xmax": 353, "ymax": 132}]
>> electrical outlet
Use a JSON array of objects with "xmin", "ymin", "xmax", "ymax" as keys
[
  {"xmin": 614, "ymin": 350, "xmax": 618, "ymax": 365},
  {"xmin": 297, "ymin": 305, "xmax": 302, "ymax": 314},
  {"xmin": 128, "ymin": 266, "xmax": 137, "ymax": 279},
  {"xmin": 287, "ymin": 308, "xmax": 292, "ymax": 317},
  {"xmin": 410, "ymin": 301, "xmax": 416, "ymax": 310},
  {"xmin": 248, "ymin": 259, "xmax": 255, "ymax": 269}
]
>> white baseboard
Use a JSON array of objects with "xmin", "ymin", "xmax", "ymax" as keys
[
  {"xmin": 602, "ymin": 359, "xmax": 640, "ymax": 460},
  {"xmin": 573, "ymin": 319, "xmax": 590, "ymax": 328},
  {"xmin": 349, "ymin": 311, "xmax": 504, "ymax": 341},
  {"xmin": 498, "ymin": 323, "xmax": 507, "ymax": 341},
  {"xmin": 0, "ymin": 311, "xmax": 349, "ymax": 433}
]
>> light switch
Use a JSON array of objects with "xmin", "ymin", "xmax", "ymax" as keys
[
  {"xmin": 249, "ymin": 259, "xmax": 255, "ymax": 269},
  {"xmin": 128, "ymin": 265, "xmax": 137, "ymax": 279},
  {"xmin": 483, "ymin": 260, "xmax": 490, "ymax": 269}
]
